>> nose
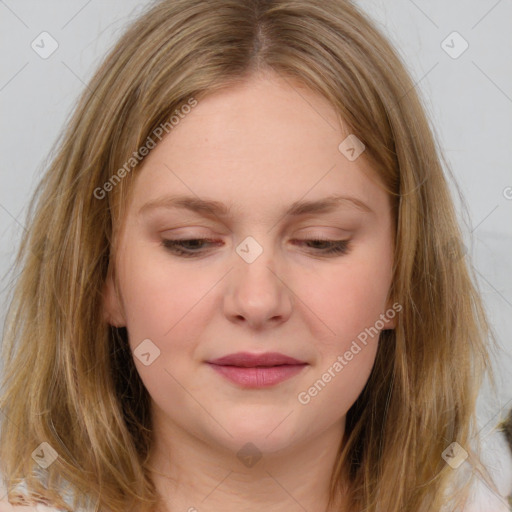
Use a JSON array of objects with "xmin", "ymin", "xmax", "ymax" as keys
[{"xmin": 223, "ymin": 239, "xmax": 293, "ymax": 330}]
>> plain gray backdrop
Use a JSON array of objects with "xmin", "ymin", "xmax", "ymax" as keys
[{"xmin": 1, "ymin": 0, "xmax": 511, "ymax": 438}]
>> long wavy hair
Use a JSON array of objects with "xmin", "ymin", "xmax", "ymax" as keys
[{"xmin": 0, "ymin": 0, "xmax": 498, "ymax": 511}]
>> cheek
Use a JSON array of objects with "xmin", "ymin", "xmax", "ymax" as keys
[
  {"xmin": 295, "ymin": 262, "xmax": 388, "ymax": 413},
  {"xmin": 303, "ymin": 256, "xmax": 393, "ymax": 347},
  {"xmin": 117, "ymin": 244, "xmax": 200, "ymax": 345},
  {"xmin": 296, "ymin": 242, "xmax": 393, "ymax": 412},
  {"xmin": 297, "ymin": 341, "xmax": 378, "ymax": 420}
]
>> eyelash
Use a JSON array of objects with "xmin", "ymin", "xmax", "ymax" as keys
[{"xmin": 161, "ymin": 237, "xmax": 351, "ymax": 258}]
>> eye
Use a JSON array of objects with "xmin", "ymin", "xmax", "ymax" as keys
[
  {"xmin": 161, "ymin": 237, "xmax": 351, "ymax": 258},
  {"xmin": 161, "ymin": 238, "xmax": 219, "ymax": 257},
  {"xmin": 296, "ymin": 238, "xmax": 350, "ymax": 255}
]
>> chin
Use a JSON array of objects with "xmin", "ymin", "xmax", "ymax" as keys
[{"xmin": 208, "ymin": 418, "xmax": 301, "ymax": 457}]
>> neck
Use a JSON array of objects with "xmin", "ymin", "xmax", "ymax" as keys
[{"xmin": 147, "ymin": 415, "xmax": 350, "ymax": 512}]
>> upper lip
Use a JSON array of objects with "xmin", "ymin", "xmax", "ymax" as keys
[{"xmin": 207, "ymin": 352, "xmax": 307, "ymax": 367}]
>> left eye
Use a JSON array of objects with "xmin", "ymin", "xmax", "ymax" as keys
[{"xmin": 161, "ymin": 238, "xmax": 351, "ymax": 257}]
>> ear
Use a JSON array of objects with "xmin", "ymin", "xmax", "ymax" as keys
[{"xmin": 102, "ymin": 267, "xmax": 126, "ymax": 327}]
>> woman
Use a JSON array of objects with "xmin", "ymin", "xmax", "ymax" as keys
[{"xmin": 0, "ymin": 0, "xmax": 507, "ymax": 510}]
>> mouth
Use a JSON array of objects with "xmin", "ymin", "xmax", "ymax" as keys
[{"xmin": 206, "ymin": 352, "xmax": 308, "ymax": 388}]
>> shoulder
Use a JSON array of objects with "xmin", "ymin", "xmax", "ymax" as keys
[
  {"xmin": 0, "ymin": 499, "xmax": 64, "ymax": 511},
  {"xmin": 458, "ymin": 428, "xmax": 512, "ymax": 511},
  {"xmin": 0, "ymin": 482, "xmax": 66, "ymax": 511},
  {"xmin": 0, "ymin": 470, "xmax": 72, "ymax": 512}
]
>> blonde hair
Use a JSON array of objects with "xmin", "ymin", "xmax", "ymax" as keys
[{"xmin": 0, "ymin": 0, "xmax": 498, "ymax": 511}]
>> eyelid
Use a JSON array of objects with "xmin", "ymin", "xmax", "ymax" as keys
[
  {"xmin": 157, "ymin": 226, "xmax": 354, "ymax": 245},
  {"xmin": 160, "ymin": 236, "xmax": 351, "ymax": 258},
  {"xmin": 158, "ymin": 224, "xmax": 353, "ymax": 235}
]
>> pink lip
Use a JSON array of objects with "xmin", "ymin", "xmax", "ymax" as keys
[{"xmin": 206, "ymin": 352, "xmax": 308, "ymax": 388}]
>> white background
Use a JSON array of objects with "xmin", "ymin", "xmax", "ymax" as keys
[{"xmin": 0, "ymin": 0, "xmax": 511, "ymax": 436}]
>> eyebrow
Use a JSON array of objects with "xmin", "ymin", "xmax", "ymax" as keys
[{"xmin": 138, "ymin": 193, "xmax": 373, "ymax": 218}]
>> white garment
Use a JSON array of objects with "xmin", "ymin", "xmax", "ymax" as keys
[
  {"xmin": 0, "ymin": 469, "xmax": 78, "ymax": 512},
  {"xmin": 457, "ymin": 428, "xmax": 512, "ymax": 512}
]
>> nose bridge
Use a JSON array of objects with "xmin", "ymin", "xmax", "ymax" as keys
[
  {"xmin": 233, "ymin": 233, "xmax": 280, "ymax": 294},
  {"xmin": 225, "ymin": 233, "xmax": 292, "ymax": 325},
  {"xmin": 235, "ymin": 234, "xmax": 268, "ymax": 265}
]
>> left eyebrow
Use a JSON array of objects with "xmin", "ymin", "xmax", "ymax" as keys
[{"xmin": 138, "ymin": 193, "xmax": 374, "ymax": 218}]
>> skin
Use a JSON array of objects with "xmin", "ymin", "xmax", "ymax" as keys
[{"xmin": 102, "ymin": 70, "xmax": 396, "ymax": 512}]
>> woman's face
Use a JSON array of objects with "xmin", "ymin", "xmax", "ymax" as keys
[{"xmin": 104, "ymin": 71, "xmax": 396, "ymax": 457}]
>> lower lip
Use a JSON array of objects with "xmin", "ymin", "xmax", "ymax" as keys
[{"xmin": 206, "ymin": 363, "xmax": 307, "ymax": 388}]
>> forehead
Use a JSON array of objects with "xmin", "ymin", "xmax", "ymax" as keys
[
  {"xmin": 164, "ymin": 72, "xmax": 345, "ymax": 158},
  {"xmin": 124, "ymin": 72, "xmax": 389, "ymax": 221}
]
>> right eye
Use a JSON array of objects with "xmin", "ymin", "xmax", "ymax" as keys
[{"xmin": 161, "ymin": 238, "xmax": 219, "ymax": 257}]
